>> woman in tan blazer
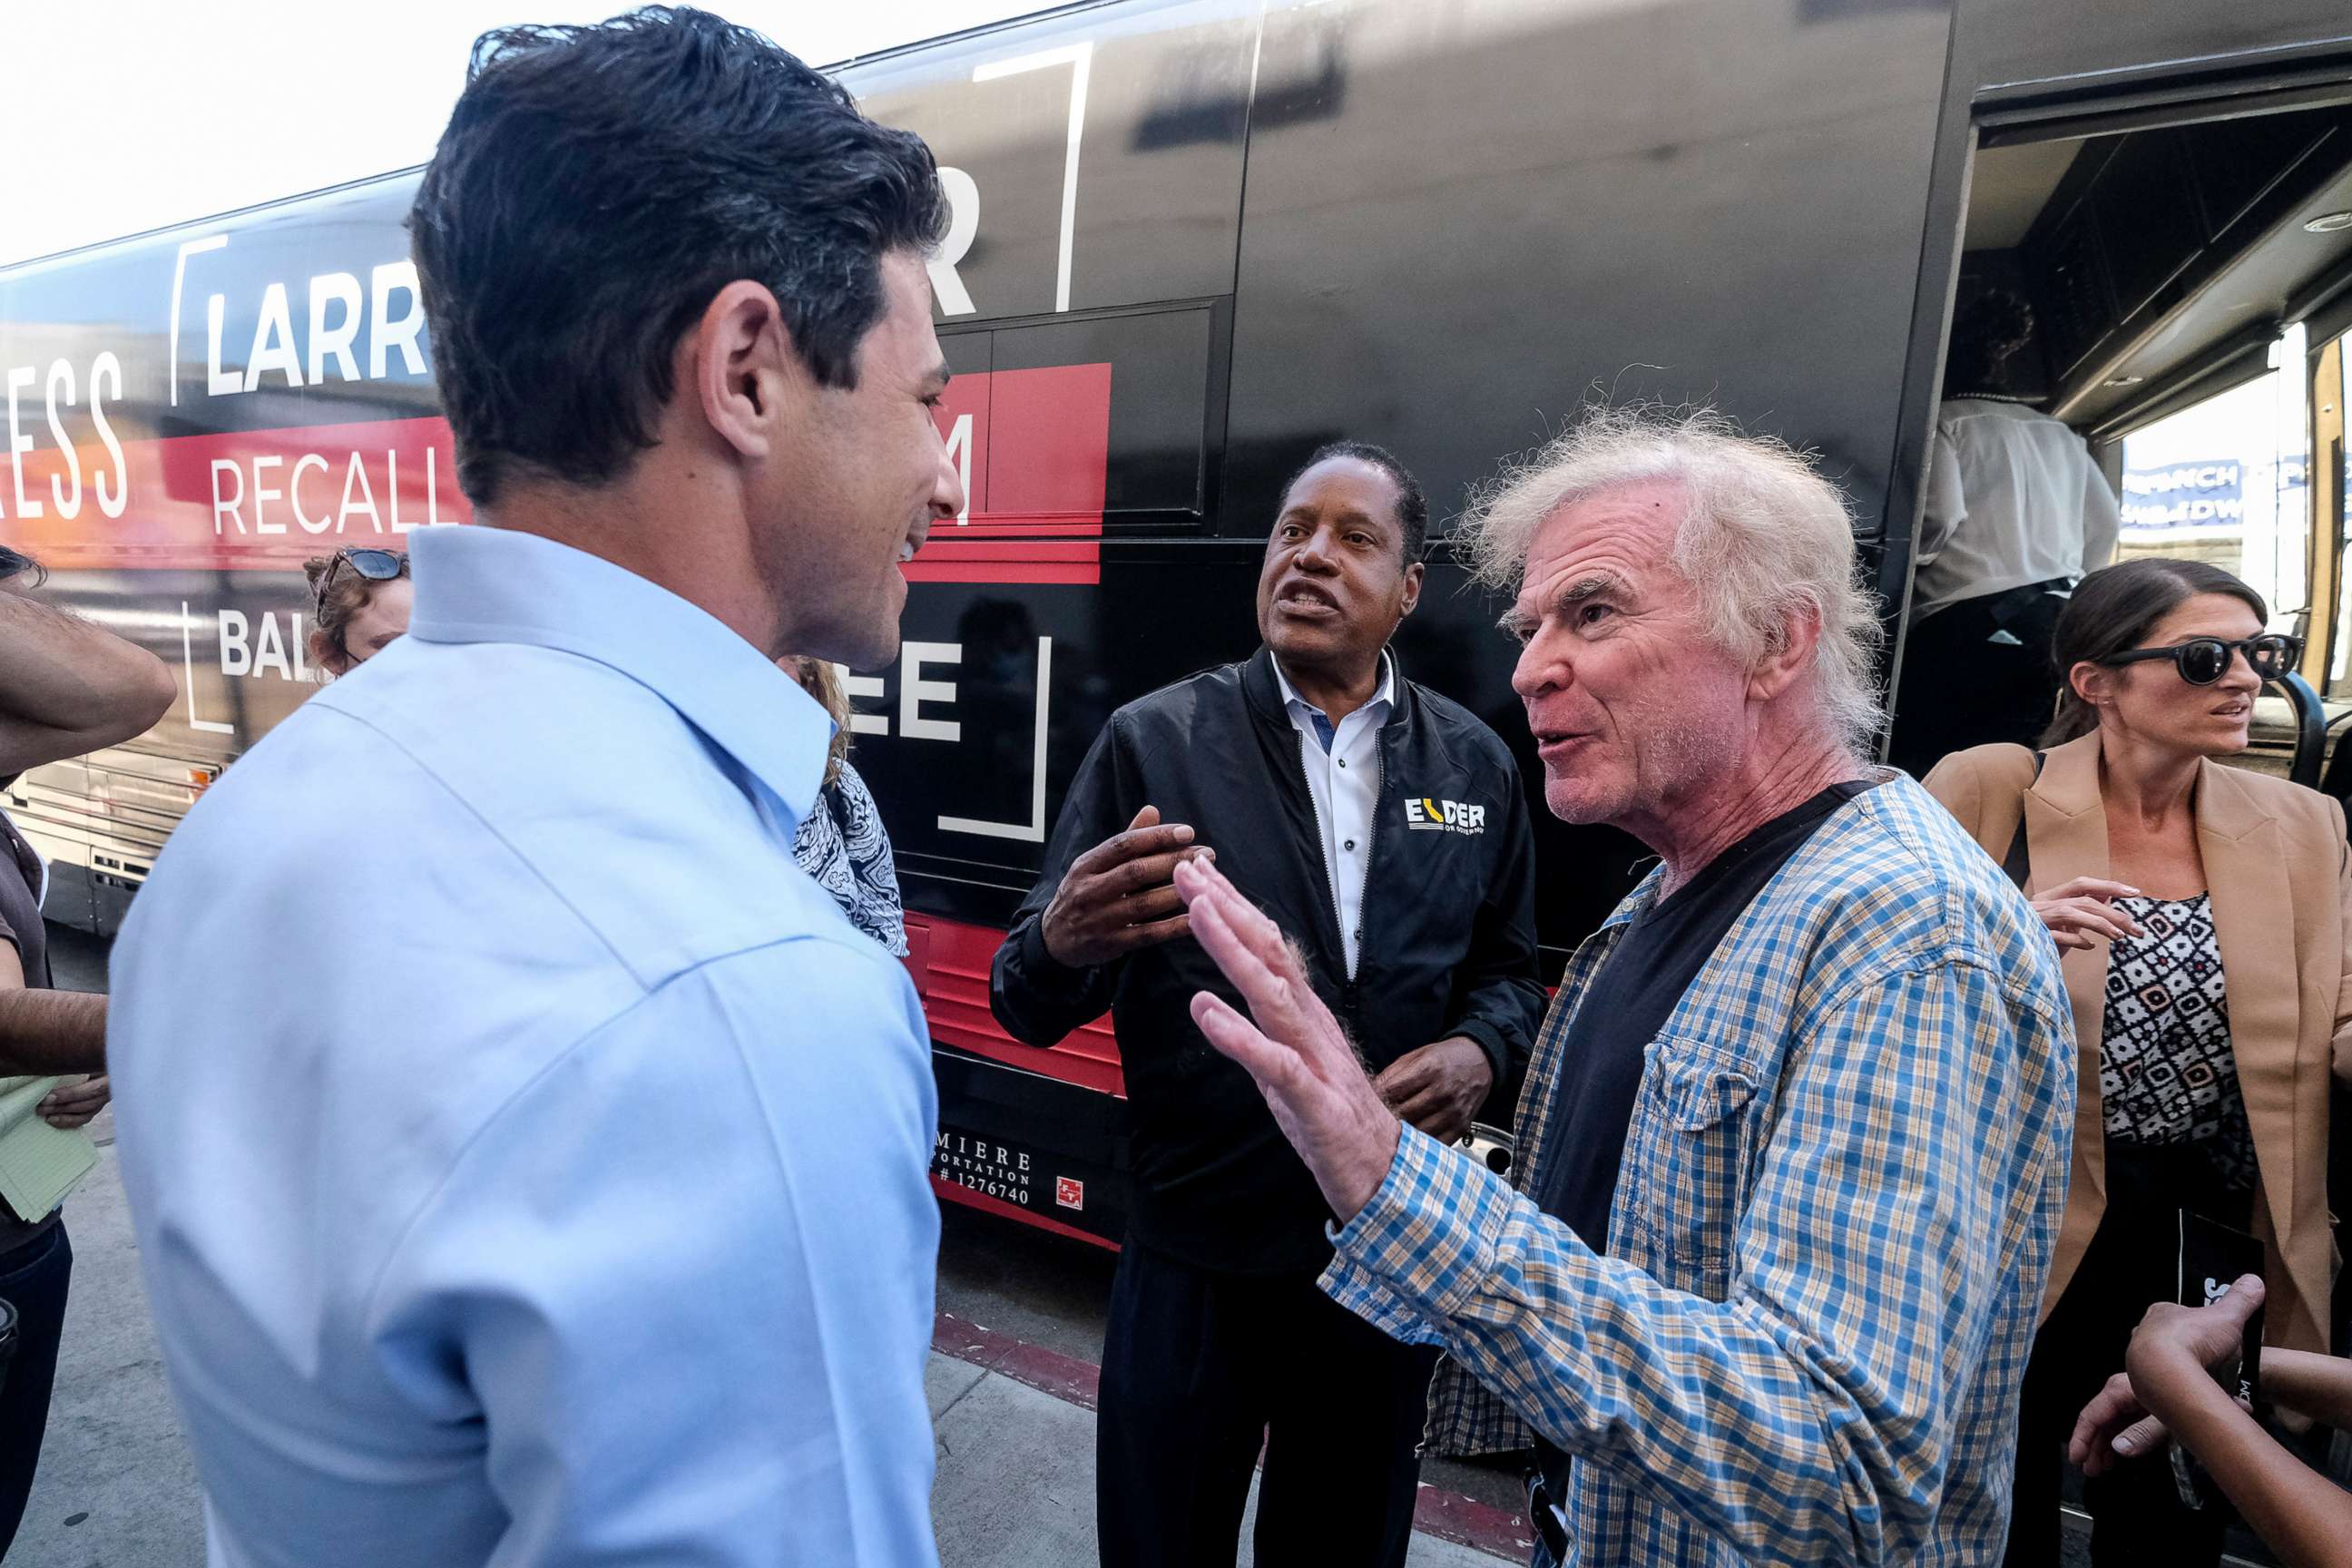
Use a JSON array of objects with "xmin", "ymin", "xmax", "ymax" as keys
[{"xmin": 1925, "ymin": 557, "xmax": 2350, "ymax": 1568}]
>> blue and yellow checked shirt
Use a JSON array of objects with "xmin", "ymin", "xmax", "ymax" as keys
[{"xmin": 1320, "ymin": 772, "xmax": 2074, "ymax": 1565}]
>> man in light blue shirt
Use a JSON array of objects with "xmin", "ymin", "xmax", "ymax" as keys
[{"xmin": 106, "ymin": 14, "xmax": 965, "ymax": 1566}]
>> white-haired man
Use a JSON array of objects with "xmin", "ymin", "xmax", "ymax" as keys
[{"xmin": 1171, "ymin": 408, "xmax": 2076, "ymax": 1565}]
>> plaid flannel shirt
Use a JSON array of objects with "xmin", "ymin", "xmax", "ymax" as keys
[{"xmin": 1319, "ymin": 772, "xmax": 2074, "ymax": 1565}]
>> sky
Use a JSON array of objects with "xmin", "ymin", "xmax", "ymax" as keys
[{"xmin": 4, "ymin": 1, "xmax": 1042, "ymax": 267}]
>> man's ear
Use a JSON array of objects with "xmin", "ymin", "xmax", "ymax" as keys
[
  {"xmin": 690, "ymin": 280, "xmax": 799, "ymax": 461},
  {"xmin": 1748, "ymin": 602, "xmax": 1822, "ymax": 702},
  {"xmin": 1399, "ymin": 559, "xmax": 1426, "ymax": 618}
]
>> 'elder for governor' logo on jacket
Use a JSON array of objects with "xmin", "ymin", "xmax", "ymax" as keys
[{"xmin": 1406, "ymin": 796, "xmax": 1486, "ymax": 834}]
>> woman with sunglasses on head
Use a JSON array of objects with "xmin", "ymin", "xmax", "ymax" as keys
[
  {"xmin": 303, "ymin": 548, "xmax": 411, "ymax": 675},
  {"xmin": 1924, "ymin": 557, "xmax": 2351, "ymax": 1567}
]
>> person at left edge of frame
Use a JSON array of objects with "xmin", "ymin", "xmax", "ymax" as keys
[
  {"xmin": 992, "ymin": 441, "xmax": 1547, "ymax": 1568},
  {"xmin": 0, "ymin": 542, "xmax": 176, "ymax": 1558}
]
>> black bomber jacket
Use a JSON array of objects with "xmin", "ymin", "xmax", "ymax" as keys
[{"xmin": 991, "ymin": 646, "xmax": 1545, "ymax": 1274}]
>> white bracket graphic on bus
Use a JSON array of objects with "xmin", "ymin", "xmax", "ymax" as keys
[
  {"xmin": 840, "ymin": 636, "xmax": 1054, "ymax": 843},
  {"xmin": 180, "ymin": 603, "xmax": 236, "ymax": 734},
  {"xmin": 938, "ymin": 635, "xmax": 1052, "ymax": 841},
  {"xmin": 966, "ymin": 41, "xmax": 1091, "ymax": 316},
  {"xmin": 168, "ymin": 238, "xmax": 230, "ymax": 407}
]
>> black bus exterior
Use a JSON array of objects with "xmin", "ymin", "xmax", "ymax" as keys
[{"xmin": 5, "ymin": 0, "xmax": 2348, "ymax": 1246}]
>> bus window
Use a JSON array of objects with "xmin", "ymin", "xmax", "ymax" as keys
[{"xmin": 2116, "ymin": 328, "xmax": 2309, "ymax": 629}]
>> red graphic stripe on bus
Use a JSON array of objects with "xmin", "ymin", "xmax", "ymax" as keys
[
  {"xmin": 906, "ymin": 915, "xmax": 1122, "ymax": 1098},
  {"xmin": 1, "ymin": 363, "xmax": 1112, "ymax": 585},
  {"xmin": 926, "ymin": 360, "xmax": 1110, "ymax": 584}
]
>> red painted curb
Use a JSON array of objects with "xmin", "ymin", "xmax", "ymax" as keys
[
  {"xmin": 928, "ymin": 1311, "xmax": 1525, "ymax": 1560},
  {"xmin": 932, "ymin": 1311, "xmax": 1102, "ymax": 1411},
  {"xmin": 1409, "ymin": 1481, "xmax": 1537, "ymax": 1561}
]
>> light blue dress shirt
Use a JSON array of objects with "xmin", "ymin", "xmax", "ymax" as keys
[
  {"xmin": 1269, "ymin": 649, "xmax": 1394, "ymax": 975},
  {"xmin": 108, "ymin": 524, "xmax": 942, "ymax": 1567}
]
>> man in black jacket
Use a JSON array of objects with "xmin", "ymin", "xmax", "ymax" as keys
[{"xmin": 992, "ymin": 443, "xmax": 1546, "ymax": 1568}]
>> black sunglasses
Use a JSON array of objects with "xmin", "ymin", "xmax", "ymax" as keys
[
  {"xmin": 2099, "ymin": 633, "xmax": 2302, "ymax": 686},
  {"xmin": 313, "ymin": 547, "xmax": 407, "ymax": 612}
]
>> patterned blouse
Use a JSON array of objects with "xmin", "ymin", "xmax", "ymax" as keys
[
  {"xmin": 2099, "ymin": 892, "xmax": 2257, "ymax": 1191},
  {"xmin": 792, "ymin": 760, "xmax": 908, "ymax": 957}
]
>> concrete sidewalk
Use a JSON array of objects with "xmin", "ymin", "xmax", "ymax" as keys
[{"xmin": 11, "ymin": 1139, "xmax": 1514, "ymax": 1566}]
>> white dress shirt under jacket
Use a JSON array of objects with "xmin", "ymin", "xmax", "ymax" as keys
[
  {"xmin": 108, "ymin": 524, "xmax": 942, "ymax": 1568},
  {"xmin": 1271, "ymin": 650, "xmax": 1395, "ymax": 976}
]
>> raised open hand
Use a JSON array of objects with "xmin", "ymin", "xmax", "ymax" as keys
[{"xmin": 1173, "ymin": 855, "xmax": 1400, "ymax": 1220}]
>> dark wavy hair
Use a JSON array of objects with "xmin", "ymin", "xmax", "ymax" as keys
[
  {"xmin": 1280, "ymin": 440, "xmax": 1430, "ymax": 563},
  {"xmin": 409, "ymin": 6, "xmax": 949, "ymax": 505},
  {"xmin": 2042, "ymin": 557, "xmax": 2269, "ymax": 745}
]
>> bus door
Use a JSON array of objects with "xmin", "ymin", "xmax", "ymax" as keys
[
  {"xmin": 1907, "ymin": 83, "xmax": 2352, "ymax": 790},
  {"xmin": 1925, "ymin": 70, "xmax": 2352, "ymax": 1379}
]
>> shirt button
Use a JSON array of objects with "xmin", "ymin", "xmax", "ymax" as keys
[
  {"xmin": 1337, "ymin": 759, "xmax": 1347, "ymax": 768},
  {"xmin": 1344, "ymin": 838, "xmax": 1356, "ymax": 851}
]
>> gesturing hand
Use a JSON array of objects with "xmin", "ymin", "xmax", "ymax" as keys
[
  {"xmin": 1042, "ymin": 806, "xmax": 1213, "ymax": 969},
  {"xmin": 1373, "ymin": 1037, "xmax": 1492, "ymax": 1146},
  {"xmin": 2069, "ymin": 1274, "xmax": 2265, "ymax": 1475},
  {"xmin": 2031, "ymin": 876, "xmax": 2143, "ymax": 952},
  {"xmin": 1174, "ymin": 856, "xmax": 1400, "ymax": 1221}
]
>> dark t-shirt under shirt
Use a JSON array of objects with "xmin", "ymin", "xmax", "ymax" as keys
[{"xmin": 1530, "ymin": 780, "xmax": 1867, "ymax": 1504}]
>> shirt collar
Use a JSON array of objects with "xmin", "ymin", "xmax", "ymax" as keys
[
  {"xmin": 405, "ymin": 525, "xmax": 831, "ymax": 826},
  {"xmin": 1269, "ymin": 648, "xmax": 1396, "ymax": 729}
]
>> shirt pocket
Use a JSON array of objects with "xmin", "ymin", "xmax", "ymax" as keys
[{"xmin": 1617, "ymin": 1036, "xmax": 1759, "ymax": 1297}]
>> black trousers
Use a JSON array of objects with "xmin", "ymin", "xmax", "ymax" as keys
[
  {"xmin": 2004, "ymin": 1149, "xmax": 2249, "ymax": 1568},
  {"xmin": 1887, "ymin": 581, "xmax": 2072, "ymax": 779},
  {"xmin": 1096, "ymin": 1240, "xmax": 1440, "ymax": 1568},
  {"xmin": 0, "ymin": 1221, "xmax": 71, "ymax": 1558}
]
